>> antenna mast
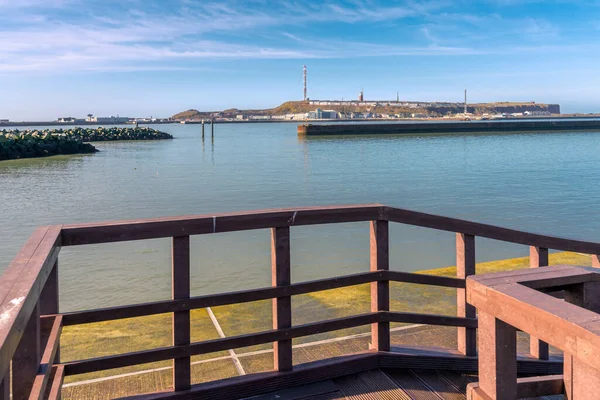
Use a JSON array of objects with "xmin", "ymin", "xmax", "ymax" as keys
[
  {"xmin": 303, "ymin": 65, "xmax": 307, "ymax": 101},
  {"xmin": 464, "ymin": 89, "xmax": 467, "ymax": 114}
]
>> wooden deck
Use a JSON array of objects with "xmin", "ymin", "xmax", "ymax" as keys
[
  {"xmin": 4, "ymin": 204, "xmax": 600, "ymax": 399},
  {"xmin": 246, "ymin": 369, "xmax": 564, "ymax": 400},
  {"xmin": 61, "ymin": 325, "xmax": 564, "ymax": 399}
]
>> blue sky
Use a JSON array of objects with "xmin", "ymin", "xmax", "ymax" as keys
[{"xmin": 1, "ymin": 0, "xmax": 600, "ymax": 120}]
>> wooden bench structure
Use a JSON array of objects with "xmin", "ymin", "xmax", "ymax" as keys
[{"xmin": 2, "ymin": 204, "xmax": 600, "ymax": 399}]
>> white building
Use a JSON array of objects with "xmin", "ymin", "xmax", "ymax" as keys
[{"xmin": 86, "ymin": 115, "xmax": 130, "ymax": 123}]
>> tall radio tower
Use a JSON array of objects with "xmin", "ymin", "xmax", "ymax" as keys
[
  {"xmin": 303, "ymin": 65, "xmax": 307, "ymax": 101},
  {"xmin": 464, "ymin": 89, "xmax": 467, "ymax": 114}
]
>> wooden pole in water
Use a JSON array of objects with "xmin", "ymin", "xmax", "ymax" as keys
[
  {"xmin": 201, "ymin": 120, "xmax": 205, "ymax": 139},
  {"xmin": 211, "ymin": 118, "xmax": 214, "ymax": 138}
]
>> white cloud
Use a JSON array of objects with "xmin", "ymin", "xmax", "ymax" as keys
[{"xmin": 0, "ymin": 0, "xmax": 594, "ymax": 73}]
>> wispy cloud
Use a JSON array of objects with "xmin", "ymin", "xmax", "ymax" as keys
[{"xmin": 0, "ymin": 0, "xmax": 596, "ymax": 74}]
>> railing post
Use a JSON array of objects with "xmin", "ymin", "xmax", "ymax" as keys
[
  {"xmin": 13, "ymin": 303, "xmax": 41, "ymax": 400},
  {"xmin": 529, "ymin": 246, "xmax": 549, "ymax": 360},
  {"xmin": 478, "ymin": 311, "xmax": 517, "ymax": 400},
  {"xmin": 456, "ymin": 233, "xmax": 476, "ymax": 356},
  {"xmin": 370, "ymin": 220, "xmax": 390, "ymax": 352},
  {"xmin": 563, "ymin": 281, "xmax": 600, "ymax": 399},
  {"xmin": 272, "ymin": 227, "xmax": 292, "ymax": 371},
  {"xmin": 40, "ymin": 260, "xmax": 60, "ymax": 361},
  {"xmin": 0, "ymin": 373, "xmax": 9, "ymax": 400},
  {"xmin": 172, "ymin": 236, "xmax": 191, "ymax": 391}
]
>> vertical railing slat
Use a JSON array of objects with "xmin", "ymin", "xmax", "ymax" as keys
[
  {"xmin": 13, "ymin": 303, "xmax": 41, "ymax": 400},
  {"xmin": 272, "ymin": 227, "xmax": 292, "ymax": 371},
  {"xmin": 370, "ymin": 220, "xmax": 390, "ymax": 352},
  {"xmin": 456, "ymin": 233, "xmax": 476, "ymax": 356},
  {"xmin": 172, "ymin": 236, "xmax": 191, "ymax": 391},
  {"xmin": 529, "ymin": 246, "xmax": 549, "ymax": 360}
]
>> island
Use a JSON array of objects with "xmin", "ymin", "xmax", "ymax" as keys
[{"xmin": 0, "ymin": 127, "xmax": 173, "ymax": 161}]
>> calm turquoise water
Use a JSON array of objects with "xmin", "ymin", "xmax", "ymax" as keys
[{"xmin": 2, "ymin": 123, "xmax": 600, "ymax": 311}]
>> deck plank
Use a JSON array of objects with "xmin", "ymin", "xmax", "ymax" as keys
[
  {"xmin": 242, "ymin": 379, "xmax": 340, "ymax": 400},
  {"xmin": 384, "ymin": 369, "xmax": 444, "ymax": 400},
  {"xmin": 410, "ymin": 370, "xmax": 466, "ymax": 400}
]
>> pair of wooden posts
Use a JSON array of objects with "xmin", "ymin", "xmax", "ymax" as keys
[{"xmin": 201, "ymin": 119, "xmax": 214, "ymax": 140}]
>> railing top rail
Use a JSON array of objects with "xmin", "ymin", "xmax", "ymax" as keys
[
  {"xmin": 467, "ymin": 265, "xmax": 600, "ymax": 369},
  {"xmin": 60, "ymin": 204, "xmax": 384, "ymax": 246},
  {"xmin": 0, "ymin": 225, "xmax": 61, "ymax": 380},
  {"xmin": 59, "ymin": 204, "xmax": 600, "ymax": 254}
]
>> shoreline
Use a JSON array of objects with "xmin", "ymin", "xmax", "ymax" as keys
[{"xmin": 2, "ymin": 114, "xmax": 600, "ymax": 128}]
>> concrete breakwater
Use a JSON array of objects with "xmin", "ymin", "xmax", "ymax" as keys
[
  {"xmin": 0, "ymin": 127, "xmax": 173, "ymax": 161},
  {"xmin": 298, "ymin": 119, "xmax": 600, "ymax": 136}
]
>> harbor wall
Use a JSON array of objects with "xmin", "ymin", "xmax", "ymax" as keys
[{"xmin": 298, "ymin": 119, "xmax": 600, "ymax": 136}]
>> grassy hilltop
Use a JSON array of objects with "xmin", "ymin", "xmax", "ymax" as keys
[{"xmin": 171, "ymin": 101, "xmax": 560, "ymax": 120}]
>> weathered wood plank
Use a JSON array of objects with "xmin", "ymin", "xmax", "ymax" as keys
[
  {"xmin": 0, "ymin": 225, "xmax": 61, "ymax": 380},
  {"xmin": 371, "ymin": 220, "xmax": 390, "ymax": 352},
  {"xmin": 272, "ymin": 227, "xmax": 292, "ymax": 371},
  {"xmin": 384, "ymin": 312, "xmax": 477, "ymax": 328},
  {"xmin": 477, "ymin": 311, "xmax": 517, "ymax": 400},
  {"xmin": 386, "ymin": 206, "xmax": 600, "ymax": 254},
  {"xmin": 60, "ymin": 205, "xmax": 382, "ymax": 246},
  {"xmin": 13, "ymin": 303, "xmax": 41, "ymax": 400},
  {"xmin": 457, "ymin": 233, "xmax": 476, "ymax": 357},
  {"xmin": 60, "ymin": 204, "xmax": 600, "ymax": 254},
  {"xmin": 468, "ymin": 274, "xmax": 600, "ymax": 370},
  {"xmin": 529, "ymin": 246, "xmax": 549, "ymax": 360},
  {"xmin": 172, "ymin": 236, "xmax": 191, "ymax": 391},
  {"xmin": 61, "ymin": 270, "xmax": 466, "ymax": 326}
]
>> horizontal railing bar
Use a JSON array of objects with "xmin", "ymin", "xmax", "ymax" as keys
[
  {"xmin": 0, "ymin": 226, "xmax": 62, "ymax": 380},
  {"xmin": 387, "ymin": 271, "xmax": 465, "ymax": 288},
  {"xmin": 386, "ymin": 207, "xmax": 600, "ymax": 254},
  {"xmin": 60, "ymin": 204, "xmax": 384, "ymax": 246},
  {"xmin": 385, "ymin": 312, "xmax": 477, "ymax": 328},
  {"xmin": 62, "ymin": 271, "xmax": 464, "ymax": 325},
  {"xmin": 63, "ymin": 312, "xmax": 382, "ymax": 375},
  {"xmin": 62, "ymin": 311, "xmax": 474, "ymax": 375},
  {"xmin": 29, "ymin": 315, "xmax": 63, "ymax": 400},
  {"xmin": 58, "ymin": 204, "xmax": 600, "ymax": 253}
]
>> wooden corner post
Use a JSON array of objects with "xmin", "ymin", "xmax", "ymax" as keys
[
  {"xmin": 477, "ymin": 312, "xmax": 517, "ymax": 400},
  {"xmin": 457, "ymin": 233, "xmax": 476, "ymax": 356},
  {"xmin": 172, "ymin": 236, "xmax": 191, "ymax": 391},
  {"xmin": 272, "ymin": 227, "xmax": 292, "ymax": 371},
  {"xmin": 13, "ymin": 303, "xmax": 41, "ymax": 400},
  {"xmin": 370, "ymin": 220, "xmax": 390, "ymax": 352},
  {"xmin": 529, "ymin": 246, "xmax": 549, "ymax": 360}
]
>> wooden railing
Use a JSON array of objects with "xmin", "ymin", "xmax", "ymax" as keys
[
  {"xmin": 1, "ymin": 204, "xmax": 598, "ymax": 399},
  {"xmin": 466, "ymin": 265, "xmax": 600, "ymax": 399}
]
